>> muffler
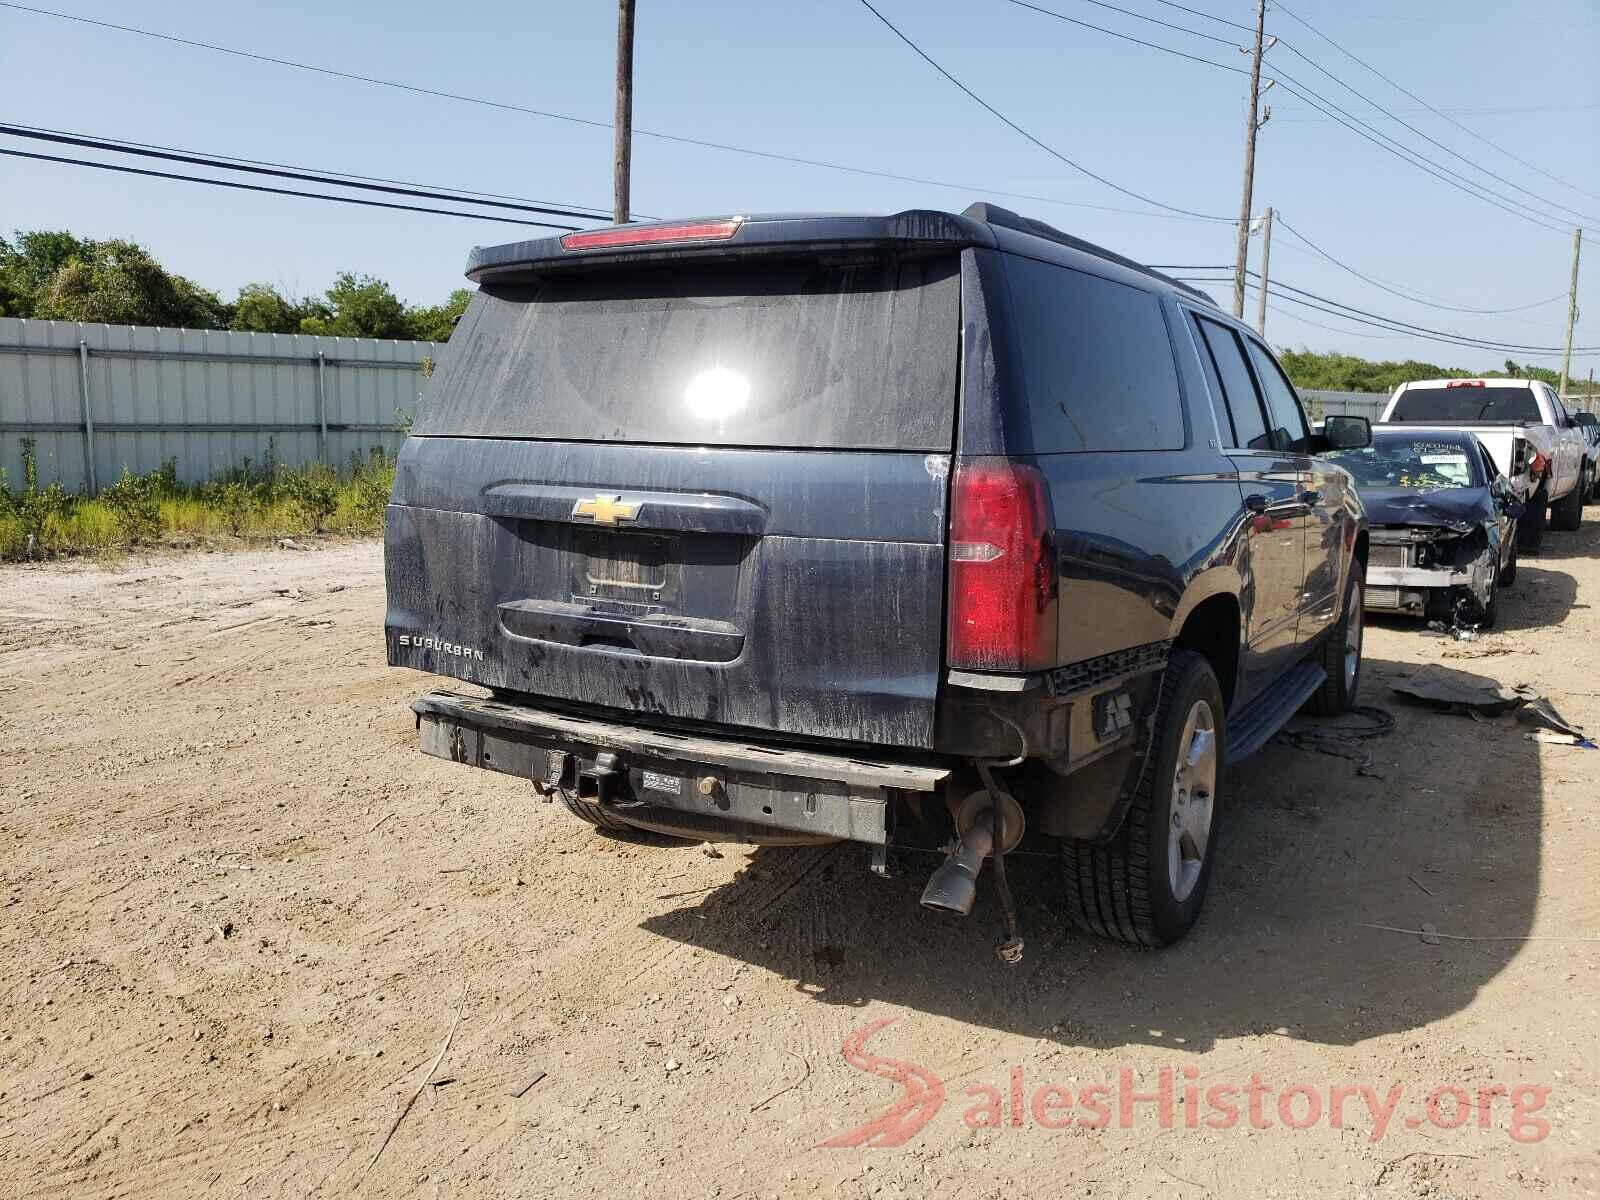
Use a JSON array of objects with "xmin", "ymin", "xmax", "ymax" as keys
[{"xmin": 920, "ymin": 785, "xmax": 1025, "ymax": 917}]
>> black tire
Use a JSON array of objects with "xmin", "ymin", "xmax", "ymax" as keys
[
  {"xmin": 1498, "ymin": 533, "xmax": 1518, "ymax": 587},
  {"xmin": 558, "ymin": 791, "xmax": 636, "ymax": 833},
  {"xmin": 1477, "ymin": 580, "xmax": 1499, "ymax": 629},
  {"xmin": 1518, "ymin": 481, "xmax": 1548, "ymax": 552},
  {"xmin": 1060, "ymin": 649, "xmax": 1225, "ymax": 947},
  {"xmin": 1550, "ymin": 475, "xmax": 1584, "ymax": 532},
  {"xmin": 1306, "ymin": 564, "xmax": 1364, "ymax": 716}
]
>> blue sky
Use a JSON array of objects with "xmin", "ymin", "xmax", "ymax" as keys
[{"xmin": 2, "ymin": 0, "xmax": 1596, "ymax": 373}]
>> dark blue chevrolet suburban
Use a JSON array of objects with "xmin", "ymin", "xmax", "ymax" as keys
[{"xmin": 385, "ymin": 204, "xmax": 1371, "ymax": 957}]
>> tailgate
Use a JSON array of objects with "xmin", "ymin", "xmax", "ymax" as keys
[{"xmin": 385, "ymin": 252, "xmax": 960, "ymax": 750}]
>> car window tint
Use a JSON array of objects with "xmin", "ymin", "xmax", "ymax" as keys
[
  {"xmin": 1388, "ymin": 386, "xmax": 1542, "ymax": 423},
  {"xmin": 1004, "ymin": 255, "xmax": 1185, "ymax": 452},
  {"xmin": 416, "ymin": 256, "xmax": 961, "ymax": 449},
  {"xmin": 1244, "ymin": 339, "xmax": 1310, "ymax": 453},
  {"xmin": 1193, "ymin": 318, "xmax": 1270, "ymax": 450}
]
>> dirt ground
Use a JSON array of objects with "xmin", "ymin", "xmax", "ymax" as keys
[{"xmin": 2, "ymin": 527, "xmax": 1598, "ymax": 1200}]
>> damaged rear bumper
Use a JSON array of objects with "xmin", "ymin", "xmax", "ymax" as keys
[{"xmin": 411, "ymin": 690, "xmax": 949, "ymax": 845}]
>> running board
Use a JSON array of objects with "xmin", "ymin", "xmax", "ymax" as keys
[{"xmin": 1224, "ymin": 660, "xmax": 1326, "ymax": 765}]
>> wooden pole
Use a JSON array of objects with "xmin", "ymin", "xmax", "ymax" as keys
[
  {"xmin": 613, "ymin": 0, "xmax": 636, "ymax": 225},
  {"xmin": 1231, "ymin": 0, "xmax": 1268, "ymax": 319},
  {"xmin": 1255, "ymin": 206, "xmax": 1274, "ymax": 337}
]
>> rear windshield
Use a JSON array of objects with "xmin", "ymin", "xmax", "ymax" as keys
[
  {"xmin": 1326, "ymin": 435, "xmax": 1483, "ymax": 491},
  {"xmin": 415, "ymin": 256, "xmax": 960, "ymax": 449},
  {"xmin": 1388, "ymin": 386, "xmax": 1542, "ymax": 424}
]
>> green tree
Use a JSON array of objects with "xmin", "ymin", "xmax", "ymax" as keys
[
  {"xmin": 407, "ymin": 287, "xmax": 472, "ymax": 342},
  {"xmin": 229, "ymin": 283, "xmax": 330, "ymax": 334},
  {"xmin": 33, "ymin": 239, "xmax": 228, "ymax": 328},
  {"xmin": 0, "ymin": 230, "xmax": 97, "ymax": 317},
  {"xmin": 299, "ymin": 272, "xmax": 413, "ymax": 339}
]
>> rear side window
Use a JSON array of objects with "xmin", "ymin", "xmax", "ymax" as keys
[
  {"xmin": 1003, "ymin": 255, "xmax": 1185, "ymax": 452},
  {"xmin": 415, "ymin": 255, "xmax": 960, "ymax": 450},
  {"xmin": 1245, "ymin": 339, "xmax": 1311, "ymax": 453},
  {"xmin": 1389, "ymin": 386, "xmax": 1542, "ymax": 424},
  {"xmin": 1193, "ymin": 318, "xmax": 1270, "ymax": 450}
]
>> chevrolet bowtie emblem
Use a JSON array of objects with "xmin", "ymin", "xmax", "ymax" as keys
[{"xmin": 572, "ymin": 493, "xmax": 643, "ymax": 525}]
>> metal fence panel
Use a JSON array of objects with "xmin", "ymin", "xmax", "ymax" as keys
[
  {"xmin": 0, "ymin": 318, "xmax": 441, "ymax": 493},
  {"xmin": 1300, "ymin": 389, "xmax": 1389, "ymax": 422}
]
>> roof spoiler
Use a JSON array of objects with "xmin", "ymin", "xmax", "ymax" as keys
[
  {"xmin": 465, "ymin": 210, "xmax": 996, "ymax": 283},
  {"xmin": 962, "ymin": 202, "xmax": 1219, "ymax": 307}
]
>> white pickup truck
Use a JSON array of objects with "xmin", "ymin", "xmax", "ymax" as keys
[{"xmin": 1379, "ymin": 378, "xmax": 1588, "ymax": 550}]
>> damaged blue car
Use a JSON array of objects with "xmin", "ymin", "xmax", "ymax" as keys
[{"xmin": 1328, "ymin": 427, "xmax": 1524, "ymax": 627}]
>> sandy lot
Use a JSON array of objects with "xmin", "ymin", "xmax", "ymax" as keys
[{"xmin": 1, "ymin": 528, "xmax": 1597, "ymax": 1199}]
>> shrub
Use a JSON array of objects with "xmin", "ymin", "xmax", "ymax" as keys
[
  {"xmin": 101, "ymin": 466, "xmax": 162, "ymax": 544},
  {"xmin": 279, "ymin": 465, "xmax": 339, "ymax": 532}
]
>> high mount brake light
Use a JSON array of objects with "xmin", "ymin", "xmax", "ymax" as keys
[
  {"xmin": 1445, "ymin": 380, "xmax": 1487, "ymax": 388},
  {"xmin": 946, "ymin": 458, "xmax": 1058, "ymax": 673},
  {"xmin": 561, "ymin": 218, "xmax": 743, "ymax": 251}
]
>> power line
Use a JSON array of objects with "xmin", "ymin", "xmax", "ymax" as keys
[
  {"xmin": 853, "ymin": 0, "xmax": 1231, "ymax": 220},
  {"xmin": 1270, "ymin": 40, "xmax": 1600, "ymax": 228},
  {"xmin": 1001, "ymin": 0, "xmax": 1239, "ymax": 53},
  {"xmin": 1274, "ymin": 216, "xmax": 1570, "ymax": 315},
  {"xmin": 1267, "ymin": 280, "xmax": 1595, "ymax": 354},
  {"xmin": 1272, "ymin": 1, "xmax": 1600, "ymax": 209},
  {"xmin": 0, "ymin": 147, "xmax": 582, "ymax": 230},
  {"xmin": 1266, "ymin": 287, "xmax": 1595, "ymax": 358},
  {"xmin": 1165, "ymin": 270, "xmax": 1593, "ymax": 355},
  {"xmin": 0, "ymin": 0, "xmax": 1227, "ymax": 226},
  {"xmin": 993, "ymin": 0, "xmax": 1574, "ymax": 236},
  {"xmin": 1266, "ymin": 73, "xmax": 1572, "ymax": 236},
  {"xmin": 4, "ymin": 122, "xmax": 618, "ymax": 216},
  {"xmin": 0, "ymin": 125, "xmax": 613, "ymax": 224},
  {"xmin": 1001, "ymin": 0, "xmax": 1596, "ymax": 229},
  {"xmin": 1262, "ymin": 300, "xmax": 1411, "ymax": 340},
  {"xmin": 1132, "ymin": 0, "xmax": 1253, "ymax": 34},
  {"xmin": 1274, "ymin": 102, "xmax": 1600, "ymax": 121}
]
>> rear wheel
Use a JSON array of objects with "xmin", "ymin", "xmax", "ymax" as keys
[
  {"xmin": 1059, "ymin": 649, "xmax": 1225, "ymax": 947},
  {"xmin": 1306, "ymin": 564, "xmax": 1364, "ymax": 716},
  {"xmin": 1550, "ymin": 475, "xmax": 1584, "ymax": 531},
  {"xmin": 1518, "ymin": 481, "xmax": 1548, "ymax": 551}
]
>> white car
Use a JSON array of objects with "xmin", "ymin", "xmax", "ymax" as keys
[{"xmin": 1379, "ymin": 378, "xmax": 1588, "ymax": 550}]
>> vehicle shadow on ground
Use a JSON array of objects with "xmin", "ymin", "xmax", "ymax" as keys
[
  {"xmin": 640, "ymin": 655, "xmax": 1539, "ymax": 1052},
  {"xmin": 1493, "ymin": 564, "xmax": 1579, "ymax": 631},
  {"xmin": 1363, "ymin": 561, "xmax": 1577, "ymax": 635},
  {"xmin": 1523, "ymin": 515, "xmax": 1600, "ymax": 564}
]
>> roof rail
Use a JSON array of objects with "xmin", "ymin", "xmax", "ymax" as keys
[{"xmin": 962, "ymin": 202, "xmax": 1219, "ymax": 307}]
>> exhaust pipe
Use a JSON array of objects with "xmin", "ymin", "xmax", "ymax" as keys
[
  {"xmin": 920, "ymin": 784, "xmax": 1025, "ymax": 917},
  {"xmin": 920, "ymin": 819, "xmax": 995, "ymax": 915}
]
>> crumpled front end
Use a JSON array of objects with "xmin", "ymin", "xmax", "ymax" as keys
[{"xmin": 1366, "ymin": 524, "xmax": 1499, "ymax": 619}]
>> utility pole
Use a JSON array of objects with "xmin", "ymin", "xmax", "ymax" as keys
[
  {"xmin": 1231, "ymin": 0, "xmax": 1271, "ymax": 319},
  {"xmin": 1254, "ymin": 206, "xmax": 1274, "ymax": 337},
  {"xmin": 613, "ymin": 0, "xmax": 636, "ymax": 225},
  {"xmin": 1558, "ymin": 226, "xmax": 1582, "ymax": 399}
]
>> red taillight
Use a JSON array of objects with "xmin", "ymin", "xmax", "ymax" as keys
[
  {"xmin": 561, "ymin": 218, "xmax": 743, "ymax": 251},
  {"xmin": 1529, "ymin": 449, "xmax": 1549, "ymax": 479},
  {"xmin": 946, "ymin": 458, "xmax": 1058, "ymax": 672}
]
